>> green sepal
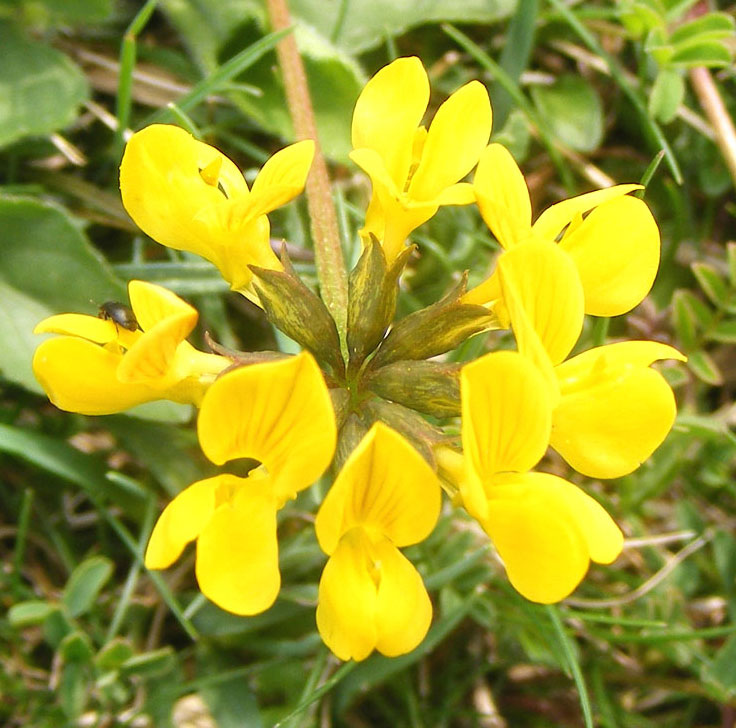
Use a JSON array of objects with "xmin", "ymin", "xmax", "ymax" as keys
[
  {"xmin": 366, "ymin": 360, "xmax": 461, "ymax": 418},
  {"xmin": 250, "ymin": 247, "xmax": 344, "ymax": 376},
  {"xmin": 347, "ymin": 235, "xmax": 413, "ymax": 373},
  {"xmin": 371, "ymin": 274, "xmax": 494, "ymax": 368},
  {"xmin": 330, "ymin": 387, "xmax": 351, "ymax": 430},
  {"xmin": 364, "ymin": 398, "xmax": 446, "ymax": 467},
  {"xmin": 333, "ymin": 412, "xmax": 371, "ymax": 472}
]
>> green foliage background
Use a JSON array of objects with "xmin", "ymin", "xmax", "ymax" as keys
[{"xmin": 0, "ymin": 0, "xmax": 735, "ymax": 725}]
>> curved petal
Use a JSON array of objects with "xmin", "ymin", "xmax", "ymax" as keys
[
  {"xmin": 315, "ymin": 423, "xmax": 441, "ymax": 555},
  {"xmin": 128, "ymin": 280, "xmax": 198, "ymax": 335},
  {"xmin": 117, "ymin": 312, "xmax": 196, "ymax": 384},
  {"xmin": 482, "ymin": 472, "xmax": 623, "ymax": 603},
  {"xmin": 532, "ymin": 184, "xmax": 641, "ymax": 241},
  {"xmin": 33, "ymin": 337, "xmax": 158, "ymax": 415},
  {"xmin": 434, "ymin": 182, "xmax": 476, "ymax": 206},
  {"xmin": 374, "ymin": 536, "xmax": 432, "ymax": 657},
  {"xmin": 474, "ymin": 143, "xmax": 532, "ymax": 249},
  {"xmin": 316, "ymin": 528, "xmax": 379, "ymax": 661},
  {"xmin": 557, "ymin": 341, "xmax": 686, "ymax": 381},
  {"xmin": 559, "ymin": 195, "xmax": 660, "ymax": 316},
  {"xmin": 197, "ymin": 352, "xmax": 336, "ymax": 501},
  {"xmin": 498, "ymin": 240, "xmax": 584, "ymax": 366},
  {"xmin": 248, "ymin": 139, "xmax": 314, "ymax": 215},
  {"xmin": 462, "ymin": 266, "xmax": 503, "ymax": 309},
  {"xmin": 120, "ymin": 124, "xmax": 246, "ymax": 259},
  {"xmin": 34, "ymin": 313, "xmax": 118, "ymax": 343},
  {"xmin": 144, "ymin": 476, "xmax": 221, "ymax": 569},
  {"xmin": 195, "ymin": 478, "xmax": 280, "ymax": 615},
  {"xmin": 461, "ymin": 351, "xmax": 553, "ymax": 487},
  {"xmin": 409, "ymin": 81, "xmax": 492, "ymax": 202},
  {"xmin": 351, "ymin": 56, "xmax": 429, "ymax": 191},
  {"xmin": 552, "ymin": 359, "xmax": 679, "ymax": 478}
]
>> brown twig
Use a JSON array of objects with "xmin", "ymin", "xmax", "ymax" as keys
[
  {"xmin": 689, "ymin": 66, "xmax": 736, "ymax": 190},
  {"xmin": 265, "ymin": 0, "xmax": 349, "ymax": 333}
]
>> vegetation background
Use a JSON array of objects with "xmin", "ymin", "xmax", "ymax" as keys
[{"xmin": 1, "ymin": 0, "xmax": 735, "ymax": 725}]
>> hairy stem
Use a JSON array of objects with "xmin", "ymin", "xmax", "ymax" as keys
[{"xmin": 266, "ymin": 0, "xmax": 349, "ymax": 332}]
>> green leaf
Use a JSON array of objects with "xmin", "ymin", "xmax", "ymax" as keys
[
  {"xmin": 198, "ymin": 650, "xmax": 264, "ymax": 728},
  {"xmin": 691, "ymin": 262, "xmax": 729, "ymax": 308},
  {"xmin": 669, "ymin": 13, "xmax": 735, "ymax": 45},
  {"xmin": 95, "ymin": 639, "xmax": 135, "ymax": 671},
  {"xmin": 728, "ymin": 242, "xmax": 736, "ymax": 287},
  {"xmin": 687, "ymin": 350, "xmax": 723, "ymax": 385},
  {"xmin": 121, "ymin": 647, "xmax": 177, "ymax": 678},
  {"xmin": 59, "ymin": 631, "xmax": 95, "ymax": 662},
  {"xmin": 0, "ymin": 423, "xmax": 143, "ymax": 511},
  {"xmin": 0, "ymin": 22, "xmax": 89, "ymax": 148},
  {"xmin": 0, "ymin": 196, "xmax": 125, "ymax": 392},
  {"xmin": 62, "ymin": 556, "xmax": 114, "ymax": 618},
  {"xmin": 648, "ymin": 67, "xmax": 684, "ymax": 123},
  {"xmin": 530, "ymin": 75, "xmax": 603, "ymax": 152},
  {"xmin": 617, "ymin": 0, "xmax": 666, "ymax": 38},
  {"xmin": 288, "ymin": 0, "xmax": 515, "ymax": 53},
  {"xmin": 671, "ymin": 289, "xmax": 710, "ymax": 349},
  {"xmin": 713, "ymin": 530, "xmax": 736, "ymax": 622},
  {"xmin": 670, "ymin": 40, "xmax": 732, "ymax": 67},
  {"xmin": 702, "ymin": 634, "xmax": 736, "ymax": 698},
  {"xmin": 59, "ymin": 661, "xmax": 88, "ymax": 719},
  {"xmin": 708, "ymin": 319, "xmax": 736, "ymax": 344},
  {"xmin": 8, "ymin": 599, "xmax": 56, "ymax": 627},
  {"xmin": 32, "ymin": 0, "xmax": 114, "ymax": 22}
]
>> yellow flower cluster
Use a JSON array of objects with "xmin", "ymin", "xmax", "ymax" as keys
[{"xmin": 33, "ymin": 56, "xmax": 684, "ymax": 663}]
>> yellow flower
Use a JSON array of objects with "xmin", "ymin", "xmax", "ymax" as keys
[
  {"xmin": 351, "ymin": 57, "xmax": 492, "ymax": 263},
  {"xmin": 458, "ymin": 351, "xmax": 624, "ymax": 604},
  {"xmin": 464, "ymin": 143, "xmax": 660, "ymax": 321},
  {"xmin": 120, "ymin": 124, "xmax": 314, "ymax": 299},
  {"xmin": 315, "ymin": 423, "xmax": 441, "ymax": 661},
  {"xmin": 145, "ymin": 352, "xmax": 336, "ymax": 616},
  {"xmin": 496, "ymin": 244, "xmax": 687, "ymax": 478},
  {"xmin": 33, "ymin": 281, "xmax": 228, "ymax": 415}
]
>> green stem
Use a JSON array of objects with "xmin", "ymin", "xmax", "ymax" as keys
[{"xmin": 266, "ymin": 0, "xmax": 349, "ymax": 334}]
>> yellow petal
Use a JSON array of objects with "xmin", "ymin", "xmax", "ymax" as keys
[
  {"xmin": 351, "ymin": 147, "xmax": 439, "ymax": 263},
  {"xmin": 552, "ymin": 342, "xmax": 683, "ymax": 478},
  {"xmin": 474, "ymin": 143, "xmax": 532, "ymax": 248},
  {"xmin": 498, "ymin": 239, "xmax": 584, "ymax": 366},
  {"xmin": 119, "ymin": 124, "xmax": 247, "ymax": 260},
  {"xmin": 461, "ymin": 351, "xmax": 553, "ymax": 488},
  {"xmin": 482, "ymin": 472, "xmax": 623, "ymax": 603},
  {"xmin": 316, "ymin": 528, "xmax": 379, "ymax": 661},
  {"xmin": 434, "ymin": 182, "xmax": 476, "ymax": 206},
  {"xmin": 195, "ymin": 478, "xmax": 280, "ymax": 615},
  {"xmin": 409, "ymin": 81, "xmax": 492, "ymax": 202},
  {"xmin": 557, "ymin": 341, "xmax": 686, "ymax": 376},
  {"xmin": 315, "ymin": 423, "xmax": 441, "ymax": 555},
  {"xmin": 248, "ymin": 139, "xmax": 314, "ymax": 214},
  {"xmin": 374, "ymin": 536, "xmax": 432, "ymax": 657},
  {"xmin": 32, "ymin": 337, "xmax": 159, "ymax": 415},
  {"xmin": 144, "ymin": 476, "xmax": 220, "ymax": 569},
  {"xmin": 197, "ymin": 352, "xmax": 336, "ymax": 502},
  {"xmin": 34, "ymin": 313, "xmax": 118, "ymax": 342},
  {"xmin": 558, "ymin": 195, "xmax": 660, "ymax": 316},
  {"xmin": 461, "ymin": 266, "xmax": 503, "ymax": 308},
  {"xmin": 531, "ymin": 184, "xmax": 641, "ymax": 241},
  {"xmin": 127, "ymin": 280, "xmax": 198, "ymax": 335},
  {"xmin": 116, "ymin": 312, "xmax": 194, "ymax": 384},
  {"xmin": 351, "ymin": 57, "xmax": 429, "ymax": 191}
]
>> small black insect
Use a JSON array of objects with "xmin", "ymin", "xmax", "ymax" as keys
[{"xmin": 99, "ymin": 301, "xmax": 138, "ymax": 331}]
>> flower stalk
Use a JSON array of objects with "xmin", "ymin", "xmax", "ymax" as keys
[{"xmin": 266, "ymin": 0, "xmax": 349, "ymax": 331}]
